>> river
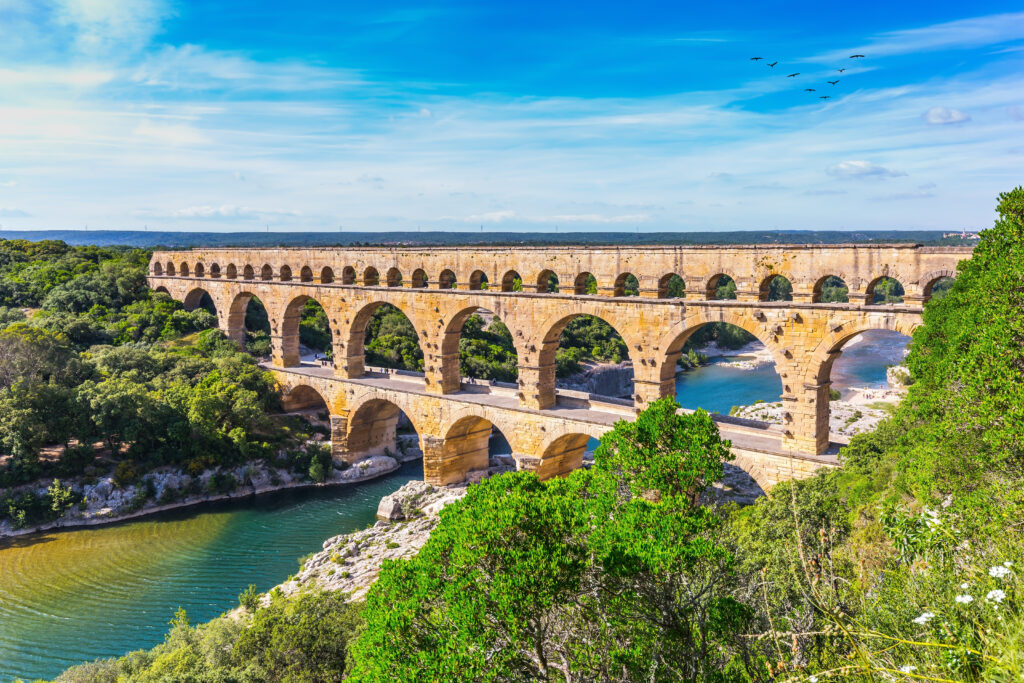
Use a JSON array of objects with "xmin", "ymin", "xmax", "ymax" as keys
[{"xmin": 0, "ymin": 331, "xmax": 909, "ymax": 681}]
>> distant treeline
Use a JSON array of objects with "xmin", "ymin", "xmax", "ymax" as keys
[{"xmin": 0, "ymin": 228, "xmax": 977, "ymax": 249}]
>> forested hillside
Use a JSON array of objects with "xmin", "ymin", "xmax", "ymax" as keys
[{"xmin": 52, "ymin": 188, "xmax": 1024, "ymax": 681}]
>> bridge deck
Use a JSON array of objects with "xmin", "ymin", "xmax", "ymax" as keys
[{"xmin": 269, "ymin": 360, "xmax": 842, "ymax": 466}]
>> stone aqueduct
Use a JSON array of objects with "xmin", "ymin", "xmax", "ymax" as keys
[{"xmin": 148, "ymin": 244, "xmax": 971, "ymax": 489}]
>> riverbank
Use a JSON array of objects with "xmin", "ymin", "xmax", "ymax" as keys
[{"xmin": 0, "ymin": 446, "xmax": 422, "ymax": 541}]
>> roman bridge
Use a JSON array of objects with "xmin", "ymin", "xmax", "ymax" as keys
[{"xmin": 148, "ymin": 243, "xmax": 971, "ymax": 489}]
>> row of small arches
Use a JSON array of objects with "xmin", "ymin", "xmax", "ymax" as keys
[{"xmin": 152, "ymin": 261, "xmax": 953, "ymax": 303}]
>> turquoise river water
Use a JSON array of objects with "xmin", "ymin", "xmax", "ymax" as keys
[{"xmin": 0, "ymin": 331, "xmax": 908, "ymax": 680}]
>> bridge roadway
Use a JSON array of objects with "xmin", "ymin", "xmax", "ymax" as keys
[{"xmin": 270, "ymin": 360, "xmax": 841, "ymax": 490}]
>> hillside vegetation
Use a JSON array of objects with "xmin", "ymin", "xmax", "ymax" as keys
[{"xmin": 45, "ymin": 188, "xmax": 1024, "ymax": 681}]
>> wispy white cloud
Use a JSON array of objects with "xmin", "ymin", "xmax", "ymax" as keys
[
  {"xmin": 54, "ymin": 0, "xmax": 174, "ymax": 56},
  {"xmin": 923, "ymin": 106, "xmax": 970, "ymax": 124},
  {"xmin": 132, "ymin": 120, "xmax": 208, "ymax": 145},
  {"xmin": 814, "ymin": 11, "xmax": 1024, "ymax": 61},
  {"xmin": 0, "ymin": 207, "xmax": 31, "ymax": 217},
  {"xmin": 826, "ymin": 161, "xmax": 907, "ymax": 179},
  {"xmin": 138, "ymin": 205, "xmax": 303, "ymax": 220}
]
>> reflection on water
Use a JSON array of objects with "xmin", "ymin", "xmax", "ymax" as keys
[{"xmin": 0, "ymin": 461, "xmax": 422, "ymax": 681}]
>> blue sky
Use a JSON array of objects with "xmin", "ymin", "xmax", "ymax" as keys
[{"xmin": 0, "ymin": 0, "xmax": 1022, "ymax": 232}]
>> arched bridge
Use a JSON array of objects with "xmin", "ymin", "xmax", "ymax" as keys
[{"xmin": 148, "ymin": 243, "xmax": 970, "ymax": 489}]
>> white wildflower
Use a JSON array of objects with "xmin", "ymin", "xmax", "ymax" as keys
[
  {"xmin": 809, "ymin": 677, "xmax": 818, "ymax": 683},
  {"xmin": 990, "ymin": 565, "xmax": 1012, "ymax": 579},
  {"xmin": 1004, "ymin": 561, "xmax": 1013, "ymax": 568},
  {"xmin": 899, "ymin": 665, "xmax": 917, "ymax": 674},
  {"xmin": 913, "ymin": 611, "xmax": 935, "ymax": 624},
  {"xmin": 986, "ymin": 589, "xmax": 1006, "ymax": 603},
  {"xmin": 960, "ymin": 582, "xmax": 970, "ymax": 589},
  {"xmin": 955, "ymin": 594, "xmax": 973, "ymax": 604}
]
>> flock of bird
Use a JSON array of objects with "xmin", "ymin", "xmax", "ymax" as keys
[{"xmin": 749, "ymin": 54, "xmax": 866, "ymax": 101}]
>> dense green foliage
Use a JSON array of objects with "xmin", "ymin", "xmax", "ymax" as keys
[
  {"xmin": 350, "ymin": 398, "xmax": 751, "ymax": 681},
  {"xmin": 57, "ymin": 592, "xmax": 364, "ymax": 683},
  {"xmin": 0, "ymin": 240, "xmax": 326, "ymax": 529}
]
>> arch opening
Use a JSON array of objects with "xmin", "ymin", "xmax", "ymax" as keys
[
  {"xmin": 300, "ymin": 266, "xmax": 313, "ymax": 283},
  {"xmin": 444, "ymin": 307, "xmax": 519, "ymax": 385},
  {"xmin": 707, "ymin": 274, "xmax": 736, "ymax": 300},
  {"xmin": 925, "ymin": 276, "xmax": 955, "ymax": 301},
  {"xmin": 545, "ymin": 314, "xmax": 632, "ymax": 402},
  {"xmin": 153, "ymin": 262, "xmax": 163, "ymax": 276},
  {"xmin": 358, "ymin": 303, "xmax": 424, "ymax": 374},
  {"xmin": 411, "ymin": 268, "xmax": 428, "ymax": 288},
  {"xmin": 344, "ymin": 398, "xmax": 421, "ymax": 464},
  {"xmin": 438, "ymin": 269, "xmax": 457, "ymax": 290},
  {"xmin": 661, "ymin": 322, "xmax": 781, "ymax": 418},
  {"xmin": 438, "ymin": 415, "xmax": 514, "ymax": 484},
  {"xmin": 469, "ymin": 270, "xmax": 489, "ymax": 290},
  {"xmin": 279, "ymin": 265, "xmax": 293, "ymax": 282},
  {"xmin": 226, "ymin": 264, "xmax": 238, "ymax": 279},
  {"xmin": 501, "ymin": 270, "xmax": 522, "ymax": 292},
  {"xmin": 342, "ymin": 266, "xmax": 356, "ymax": 285},
  {"xmin": 194, "ymin": 263, "xmax": 205, "ymax": 278},
  {"xmin": 227, "ymin": 293, "xmax": 271, "ymax": 357},
  {"xmin": 166, "ymin": 262, "xmax": 176, "ymax": 276},
  {"xmin": 183, "ymin": 287, "xmax": 216, "ymax": 316},
  {"xmin": 759, "ymin": 274, "xmax": 793, "ymax": 302},
  {"xmin": 260, "ymin": 264, "xmax": 273, "ymax": 281},
  {"xmin": 280, "ymin": 295, "xmax": 334, "ymax": 367},
  {"xmin": 209, "ymin": 263, "xmax": 221, "ymax": 278},
  {"xmin": 180, "ymin": 262, "xmax": 190, "ymax": 277},
  {"xmin": 535, "ymin": 433, "xmax": 592, "ymax": 480},
  {"xmin": 243, "ymin": 264, "xmax": 255, "ymax": 280},
  {"xmin": 813, "ymin": 275, "xmax": 849, "ymax": 303},
  {"xmin": 659, "ymin": 274, "xmax": 685, "ymax": 299},
  {"xmin": 613, "ymin": 273, "xmax": 639, "ymax": 297},
  {"xmin": 386, "ymin": 268, "xmax": 403, "ymax": 287},
  {"xmin": 363, "ymin": 267, "xmax": 380, "ymax": 287},
  {"xmin": 280, "ymin": 384, "xmax": 328, "ymax": 413},
  {"xmin": 870, "ymin": 276, "xmax": 905, "ymax": 304},
  {"xmin": 537, "ymin": 270, "xmax": 559, "ymax": 293},
  {"xmin": 320, "ymin": 267, "xmax": 334, "ymax": 284},
  {"xmin": 574, "ymin": 272, "xmax": 597, "ymax": 295}
]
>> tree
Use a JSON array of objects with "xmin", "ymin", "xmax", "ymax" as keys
[{"xmin": 350, "ymin": 398, "xmax": 753, "ymax": 682}]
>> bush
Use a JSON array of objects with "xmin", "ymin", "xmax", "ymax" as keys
[{"xmin": 238, "ymin": 584, "xmax": 260, "ymax": 612}]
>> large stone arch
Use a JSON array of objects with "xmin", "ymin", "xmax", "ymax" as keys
[
  {"xmin": 811, "ymin": 274, "xmax": 850, "ymax": 303},
  {"xmin": 338, "ymin": 395, "xmax": 418, "ymax": 463},
  {"xmin": 757, "ymin": 272, "xmax": 794, "ymax": 301},
  {"xmin": 280, "ymin": 383, "xmax": 331, "ymax": 412},
  {"xmin": 524, "ymin": 306, "xmax": 642, "ymax": 409},
  {"xmin": 920, "ymin": 269, "xmax": 957, "ymax": 300},
  {"xmin": 439, "ymin": 304, "xmax": 524, "ymax": 392},
  {"xmin": 276, "ymin": 293, "xmax": 332, "ymax": 368},
  {"xmin": 655, "ymin": 309, "xmax": 787, "ymax": 399},
  {"xmin": 523, "ymin": 431, "xmax": 599, "ymax": 481},
  {"xmin": 430, "ymin": 410, "xmax": 517, "ymax": 485},
  {"xmin": 804, "ymin": 315, "xmax": 921, "ymax": 385},
  {"xmin": 183, "ymin": 286, "xmax": 215, "ymax": 314},
  {"xmin": 226, "ymin": 290, "xmax": 260, "ymax": 345},
  {"xmin": 340, "ymin": 299, "xmax": 422, "ymax": 379}
]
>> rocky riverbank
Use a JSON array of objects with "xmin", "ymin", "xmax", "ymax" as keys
[
  {"xmin": 732, "ymin": 399, "xmax": 893, "ymax": 437},
  {"xmin": 0, "ymin": 450, "xmax": 419, "ymax": 541}
]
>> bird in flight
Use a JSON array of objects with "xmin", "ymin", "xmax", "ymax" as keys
[
  {"xmin": 838, "ymin": 68, "xmax": 846, "ymax": 73},
  {"xmin": 819, "ymin": 95, "xmax": 831, "ymax": 100},
  {"xmin": 787, "ymin": 72, "xmax": 800, "ymax": 77},
  {"xmin": 804, "ymin": 88, "xmax": 816, "ymax": 92},
  {"xmin": 767, "ymin": 61, "xmax": 778, "ymax": 67},
  {"xmin": 828, "ymin": 80, "xmax": 839, "ymax": 85},
  {"xmin": 750, "ymin": 57, "xmax": 763, "ymax": 61},
  {"xmin": 849, "ymin": 54, "xmax": 865, "ymax": 58}
]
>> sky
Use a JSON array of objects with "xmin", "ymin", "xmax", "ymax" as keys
[{"xmin": 0, "ymin": 0, "xmax": 1022, "ymax": 233}]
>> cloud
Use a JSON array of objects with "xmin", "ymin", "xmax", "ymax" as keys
[
  {"xmin": 826, "ymin": 160, "xmax": 906, "ymax": 179},
  {"xmin": 803, "ymin": 189, "xmax": 848, "ymax": 196},
  {"xmin": 0, "ymin": 181, "xmax": 16, "ymax": 188},
  {"xmin": 463, "ymin": 210, "xmax": 517, "ymax": 222},
  {"xmin": 814, "ymin": 11, "xmax": 1024, "ymax": 61},
  {"xmin": 132, "ymin": 120, "xmax": 208, "ymax": 145},
  {"xmin": 136, "ymin": 205, "xmax": 303, "ymax": 220},
  {"xmin": 55, "ymin": 0, "xmax": 174, "ymax": 56},
  {"xmin": 924, "ymin": 106, "xmax": 970, "ymax": 124},
  {"xmin": 0, "ymin": 66, "xmax": 115, "ymax": 88},
  {"xmin": 874, "ymin": 190, "xmax": 936, "ymax": 201},
  {"xmin": 0, "ymin": 207, "xmax": 31, "ymax": 217}
]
